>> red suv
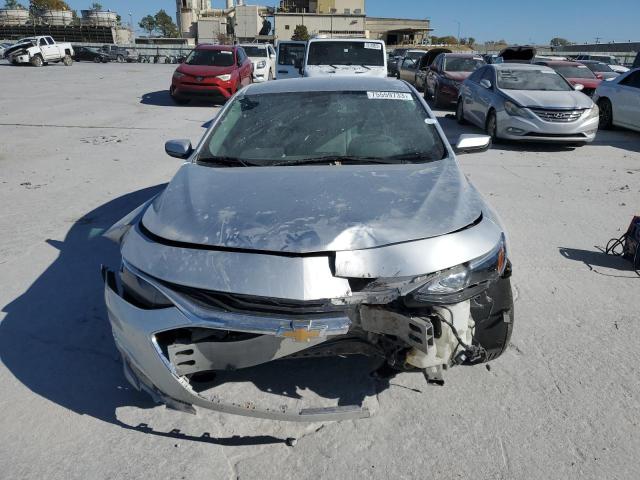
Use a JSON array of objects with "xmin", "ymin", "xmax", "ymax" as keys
[
  {"xmin": 170, "ymin": 45, "xmax": 253, "ymax": 104},
  {"xmin": 535, "ymin": 60, "xmax": 602, "ymax": 97}
]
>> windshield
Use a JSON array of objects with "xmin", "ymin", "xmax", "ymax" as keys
[
  {"xmin": 307, "ymin": 42, "xmax": 385, "ymax": 67},
  {"xmin": 198, "ymin": 91, "xmax": 446, "ymax": 167},
  {"xmin": 242, "ymin": 46, "xmax": 268, "ymax": 57},
  {"xmin": 16, "ymin": 37, "xmax": 36, "ymax": 44},
  {"xmin": 554, "ymin": 65, "xmax": 596, "ymax": 79},
  {"xmin": 585, "ymin": 62, "xmax": 613, "ymax": 73},
  {"xmin": 497, "ymin": 69, "xmax": 572, "ymax": 91},
  {"xmin": 444, "ymin": 57, "xmax": 485, "ymax": 72},
  {"xmin": 406, "ymin": 51, "xmax": 425, "ymax": 61},
  {"xmin": 185, "ymin": 49, "xmax": 235, "ymax": 67}
]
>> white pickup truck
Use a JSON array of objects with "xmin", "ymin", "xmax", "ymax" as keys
[{"xmin": 4, "ymin": 36, "xmax": 74, "ymax": 67}]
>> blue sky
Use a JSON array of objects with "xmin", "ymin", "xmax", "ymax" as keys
[{"xmin": 63, "ymin": 0, "xmax": 639, "ymax": 44}]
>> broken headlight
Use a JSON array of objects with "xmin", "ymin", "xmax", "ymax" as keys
[
  {"xmin": 120, "ymin": 265, "xmax": 172, "ymax": 309},
  {"xmin": 409, "ymin": 235, "xmax": 507, "ymax": 305}
]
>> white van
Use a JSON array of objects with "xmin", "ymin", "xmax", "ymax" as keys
[{"xmin": 303, "ymin": 38, "xmax": 387, "ymax": 78}]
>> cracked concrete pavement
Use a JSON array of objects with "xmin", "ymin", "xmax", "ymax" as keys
[{"xmin": 1, "ymin": 62, "xmax": 639, "ymax": 480}]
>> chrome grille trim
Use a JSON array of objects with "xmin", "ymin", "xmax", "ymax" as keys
[{"xmin": 530, "ymin": 108, "xmax": 585, "ymax": 123}]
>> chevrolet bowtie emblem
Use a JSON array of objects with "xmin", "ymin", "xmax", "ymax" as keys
[{"xmin": 278, "ymin": 321, "xmax": 326, "ymax": 342}]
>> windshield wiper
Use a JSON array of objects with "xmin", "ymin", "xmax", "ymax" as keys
[
  {"xmin": 360, "ymin": 64, "xmax": 371, "ymax": 70},
  {"xmin": 197, "ymin": 156, "xmax": 256, "ymax": 167},
  {"xmin": 272, "ymin": 156, "xmax": 405, "ymax": 166}
]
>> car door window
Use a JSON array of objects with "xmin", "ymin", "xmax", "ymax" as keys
[
  {"xmin": 39, "ymin": 38, "xmax": 47, "ymax": 47},
  {"xmin": 46, "ymin": 37, "xmax": 54, "ymax": 45},
  {"xmin": 468, "ymin": 67, "xmax": 484, "ymax": 83},
  {"xmin": 480, "ymin": 68, "xmax": 495, "ymax": 87}
]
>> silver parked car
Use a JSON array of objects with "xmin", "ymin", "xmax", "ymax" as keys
[
  {"xmin": 103, "ymin": 77, "xmax": 514, "ymax": 422},
  {"xmin": 456, "ymin": 63, "xmax": 600, "ymax": 143},
  {"xmin": 593, "ymin": 68, "xmax": 640, "ymax": 133}
]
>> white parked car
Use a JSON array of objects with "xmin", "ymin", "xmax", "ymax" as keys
[
  {"xmin": 593, "ymin": 68, "xmax": 640, "ymax": 132},
  {"xmin": 4, "ymin": 36, "xmax": 73, "ymax": 67},
  {"xmin": 302, "ymin": 38, "xmax": 387, "ymax": 78},
  {"xmin": 238, "ymin": 43, "xmax": 276, "ymax": 82},
  {"xmin": 574, "ymin": 55, "xmax": 629, "ymax": 75}
]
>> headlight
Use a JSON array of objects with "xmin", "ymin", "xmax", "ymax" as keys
[
  {"xmin": 504, "ymin": 100, "xmax": 533, "ymax": 118},
  {"xmin": 410, "ymin": 235, "xmax": 507, "ymax": 305},
  {"xmin": 120, "ymin": 265, "xmax": 172, "ymax": 309},
  {"xmin": 585, "ymin": 104, "xmax": 599, "ymax": 120},
  {"xmin": 216, "ymin": 74, "xmax": 232, "ymax": 81},
  {"xmin": 173, "ymin": 71, "xmax": 185, "ymax": 79},
  {"xmin": 256, "ymin": 60, "xmax": 266, "ymax": 69}
]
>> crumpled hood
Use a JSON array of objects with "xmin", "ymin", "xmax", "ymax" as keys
[
  {"xmin": 4, "ymin": 40, "xmax": 35, "ymax": 58},
  {"xmin": 141, "ymin": 160, "xmax": 486, "ymax": 253},
  {"xmin": 305, "ymin": 65, "xmax": 387, "ymax": 79},
  {"xmin": 502, "ymin": 89, "xmax": 593, "ymax": 109},
  {"xmin": 443, "ymin": 71, "xmax": 472, "ymax": 82}
]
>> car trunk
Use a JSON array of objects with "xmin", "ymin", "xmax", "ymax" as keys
[{"xmin": 499, "ymin": 46, "xmax": 537, "ymax": 64}]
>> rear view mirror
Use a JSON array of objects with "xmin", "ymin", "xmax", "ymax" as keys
[
  {"xmin": 165, "ymin": 139, "xmax": 193, "ymax": 159},
  {"xmin": 574, "ymin": 83, "xmax": 584, "ymax": 91},
  {"xmin": 480, "ymin": 79, "xmax": 492, "ymax": 89},
  {"xmin": 455, "ymin": 134, "xmax": 491, "ymax": 154}
]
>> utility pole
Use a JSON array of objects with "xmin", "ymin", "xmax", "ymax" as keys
[
  {"xmin": 595, "ymin": 36, "xmax": 601, "ymax": 44},
  {"xmin": 455, "ymin": 20, "xmax": 461, "ymax": 45}
]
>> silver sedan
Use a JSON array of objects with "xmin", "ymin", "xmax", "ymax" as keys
[
  {"xmin": 103, "ymin": 77, "xmax": 514, "ymax": 422},
  {"xmin": 456, "ymin": 63, "xmax": 600, "ymax": 143}
]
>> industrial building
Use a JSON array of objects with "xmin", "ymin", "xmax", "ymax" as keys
[
  {"xmin": 0, "ymin": 6, "xmax": 132, "ymax": 44},
  {"xmin": 177, "ymin": 0, "xmax": 431, "ymax": 47}
]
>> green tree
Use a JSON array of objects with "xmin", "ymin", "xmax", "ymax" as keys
[
  {"xmin": 139, "ymin": 15, "xmax": 156, "ymax": 36},
  {"xmin": 550, "ymin": 37, "xmax": 570, "ymax": 47},
  {"xmin": 91, "ymin": 2, "xmax": 102, "ymax": 10},
  {"xmin": 30, "ymin": 0, "xmax": 70, "ymax": 16},
  {"xmin": 154, "ymin": 9, "xmax": 178, "ymax": 37},
  {"xmin": 467, "ymin": 37, "xmax": 476, "ymax": 47},
  {"xmin": 291, "ymin": 24, "xmax": 310, "ymax": 41},
  {"xmin": 5, "ymin": 0, "xmax": 26, "ymax": 9}
]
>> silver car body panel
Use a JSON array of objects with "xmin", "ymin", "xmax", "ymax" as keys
[
  {"xmin": 141, "ymin": 160, "xmax": 485, "ymax": 253},
  {"xmin": 460, "ymin": 64, "xmax": 599, "ymax": 142}
]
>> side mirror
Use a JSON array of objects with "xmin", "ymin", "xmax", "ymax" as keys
[
  {"xmin": 480, "ymin": 79, "xmax": 492, "ymax": 89},
  {"xmin": 270, "ymin": 53, "xmax": 276, "ymax": 59},
  {"xmin": 574, "ymin": 83, "xmax": 584, "ymax": 91},
  {"xmin": 455, "ymin": 134, "xmax": 491, "ymax": 154},
  {"xmin": 165, "ymin": 139, "xmax": 193, "ymax": 159}
]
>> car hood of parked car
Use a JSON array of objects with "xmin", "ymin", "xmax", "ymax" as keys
[
  {"xmin": 177, "ymin": 63, "xmax": 235, "ymax": 78},
  {"xmin": 501, "ymin": 89, "xmax": 594, "ymax": 109},
  {"xmin": 141, "ymin": 160, "xmax": 486, "ymax": 253},
  {"xmin": 564, "ymin": 78, "xmax": 601, "ymax": 89},
  {"xmin": 305, "ymin": 65, "xmax": 388, "ymax": 79}
]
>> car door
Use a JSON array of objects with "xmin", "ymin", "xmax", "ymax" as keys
[
  {"xmin": 399, "ymin": 57, "xmax": 418, "ymax": 83},
  {"xmin": 474, "ymin": 68, "xmax": 497, "ymax": 125},
  {"xmin": 614, "ymin": 71, "xmax": 640, "ymax": 129},
  {"xmin": 426, "ymin": 54, "xmax": 443, "ymax": 95},
  {"xmin": 276, "ymin": 41, "xmax": 306, "ymax": 79},
  {"xmin": 37, "ymin": 37, "xmax": 51, "ymax": 60},
  {"xmin": 460, "ymin": 67, "xmax": 484, "ymax": 125},
  {"xmin": 236, "ymin": 48, "xmax": 251, "ymax": 87},
  {"xmin": 267, "ymin": 45, "xmax": 277, "ymax": 78},
  {"xmin": 415, "ymin": 56, "xmax": 429, "ymax": 90}
]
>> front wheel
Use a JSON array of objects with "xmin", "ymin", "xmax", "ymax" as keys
[
  {"xmin": 62, "ymin": 55, "xmax": 73, "ymax": 66},
  {"xmin": 117, "ymin": 55, "xmax": 125, "ymax": 63},
  {"xmin": 433, "ymin": 85, "xmax": 446, "ymax": 108},
  {"xmin": 268, "ymin": 70, "xmax": 273, "ymax": 81},
  {"xmin": 93, "ymin": 56, "xmax": 101, "ymax": 63},
  {"xmin": 456, "ymin": 99, "xmax": 467, "ymax": 124},
  {"xmin": 30, "ymin": 54, "xmax": 43, "ymax": 67},
  {"xmin": 485, "ymin": 111, "xmax": 500, "ymax": 142},
  {"xmin": 597, "ymin": 98, "xmax": 613, "ymax": 129}
]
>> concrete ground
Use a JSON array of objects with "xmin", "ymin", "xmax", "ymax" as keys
[{"xmin": 0, "ymin": 62, "xmax": 639, "ymax": 480}]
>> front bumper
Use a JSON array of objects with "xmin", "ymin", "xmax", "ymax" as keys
[
  {"xmin": 496, "ymin": 110, "xmax": 599, "ymax": 142},
  {"xmin": 437, "ymin": 83, "xmax": 461, "ymax": 104},
  {"xmin": 172, "ymin": 79, "xmax": 234, "ymax": 99},
  {"xmin": 104, "ymin": 268, "xmax": 371, "ymax": 422},
  {"xmin": 252, "ymin": 65, "xmax": 270, "ymax": 82}
]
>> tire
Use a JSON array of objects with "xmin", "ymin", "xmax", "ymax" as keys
[
  {"xmin": 456, "ymin": 98, "xmax": 467, "ymax": 124},
  {"xmin": 597, "ymin": 98, "xmax": 613, "ymax": 129},
  {"xmin": 93, "ymin": 56, "xmax": 101, "ymax": 63},
  {"xmin": 102, "ymin": 57, "xmax": 109, "ymax": 63},
  {"xmin": 30, "ymin": 54, "xmax": 43, "ymax": 67},
  {"xmin": 485, "ymin": 110, "xmax": 499, "ymax": 141},
  {"xmin": 268, "ymin": 69, "xmax": 273, "ymax": 81},
  {"xmin": 117, "ymin": 55, "xmax": 124, "ymax": 63},
  {"xmin": 170, "ymin": 87, "xmax": 190, "ymax": 105},
  {"xmin": 62, "ymin": 55, "xmax": 73, "ymax": 66}
]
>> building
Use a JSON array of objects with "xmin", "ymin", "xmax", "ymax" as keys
[
  {"xmin": 366, "ymin": 17, "xmax": 430, "ymax": 45},
  {"xmin": 317, "ymin": 0, "xmax": 364, "ymax": 15},
  {"xmin": 274, "ymin": 12, "xmax": 366, "ymax": 39}
]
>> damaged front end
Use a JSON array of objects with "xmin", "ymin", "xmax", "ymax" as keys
[{"xmin": 102, "ymin": 207, "xmax": 514, "ymax": 422}]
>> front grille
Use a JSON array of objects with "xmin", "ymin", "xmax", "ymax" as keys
[
  {"xmin": 530, "ymin": 108, "xmax": 585, "ymax": 123},
  {"xmin": 524, "ymin": 132, "xmax": 587, "ymax": 138},
  {"xmin": 166, "ymin": 282, "xmax": 347, "ymax": 318}
]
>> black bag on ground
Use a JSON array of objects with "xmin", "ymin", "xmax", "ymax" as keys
[{"xmin": 606, "ymin": 216, "xmax": 640, "ymax": 275}]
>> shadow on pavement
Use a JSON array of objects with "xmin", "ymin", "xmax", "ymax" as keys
[
  {"xmin": 558, "ymin": 247, "xmax": 639, "ymax": 278},
  {"xmin": 0, "ymin": 186, "xmax": 388, "ymax": 444},
  {"xmin": 140, "ymin": 90, "xmax": 225, "ymax": 108}
]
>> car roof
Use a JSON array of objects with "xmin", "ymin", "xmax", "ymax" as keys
[
  {"xmin": 196, "ymin": 44, "xmax": 234, "ymax": 51},
  {"xmin": 239, "ymin": 43, "xmax": 267, "ymax": 48},
  {"xmin": 442, "ymin": 53, "xmax": 482, "ymax": 58},
  {"xmin": 308, "ymin": 38, "xmax": 384, "ymax": 43},
  {"xmin": 245, "ymin": 77, "xmax": 412, "ymax": 95},
  {"xmin": 538, "ymin": 60, "xmax": 583, "ymax": 66},
  {"xmin": 493, "ymin": 63, "xmax": 555, "ymax": 72}
]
